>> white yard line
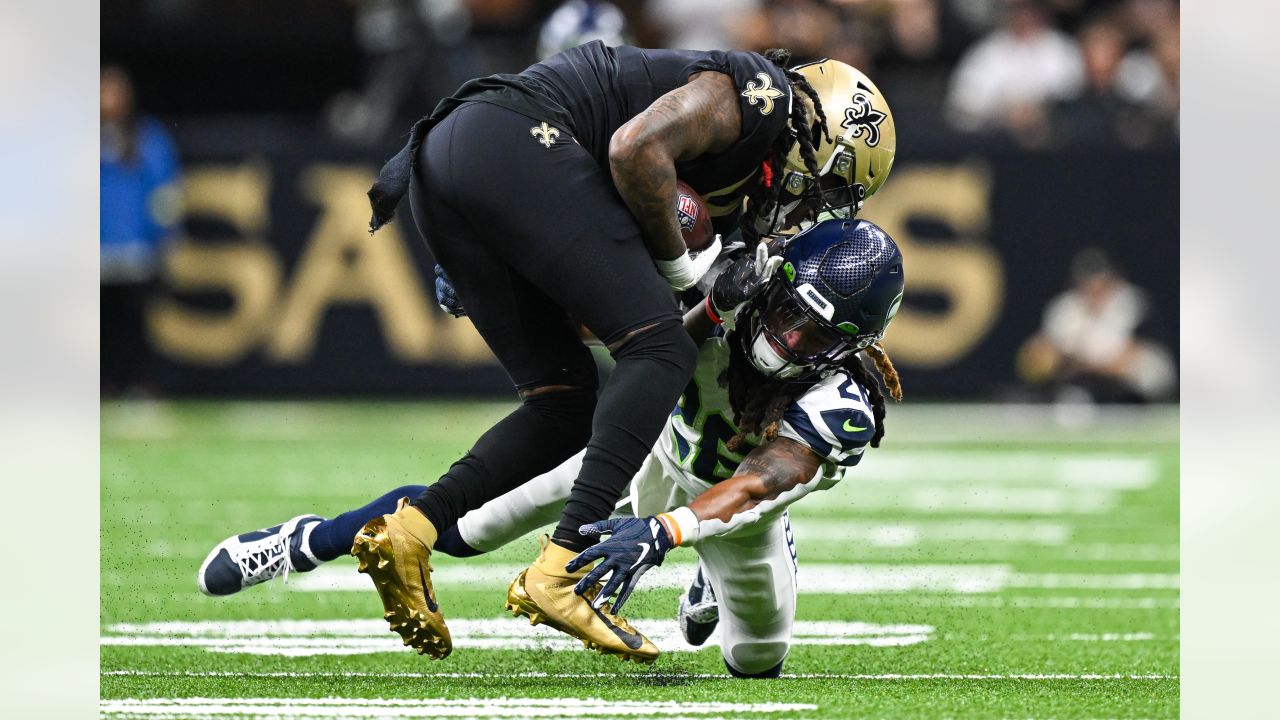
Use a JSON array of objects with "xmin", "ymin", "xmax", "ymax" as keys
[
  {"xmin": 290, "ymin": 562, "xmax": 1177, "ymax": 595},
  {"xmin": 101, "ymin": 619, "xmax": 933, "ymax": 657},
  {"xmin": 847, "ymin": 453, "xmax": 1159, "ymax": 489},
  {"xmin": 787, "ymin": 519, "xmax": 1073, "ymax": 547},
  {"xmin": 845, "ymin": 486, "xmax": 1121, "ymax": 515},
  {"xmin": 101, "ymin": 670, "xmax": 1177, "ymax": 681},
  {"xmin": 100, "ymin": 696, "xmax": 814, "ymax": 719},
  {"xmin": 851, "ymin": 595, "xmax": 1179, "ymax": 609}
]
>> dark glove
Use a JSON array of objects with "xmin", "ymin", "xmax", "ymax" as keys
[
  {"xmin": 709, "ymin": 242, "xmax": 783, "ymax": 330},
  {"xmin": 565, "ymin": 517, "xmax": 673, "ymax": 613},
  {"xmin": 434, "ymin": 264, "xmax": 466, "ymax": 318}
]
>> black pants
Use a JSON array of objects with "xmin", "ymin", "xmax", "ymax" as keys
[{"xmin": 408, "ymin": 101, "xmax": 698, "ymax": 550}]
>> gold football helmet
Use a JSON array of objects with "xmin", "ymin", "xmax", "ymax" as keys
[{"xmin": 782, "ymin": 59, "xmax": 896, "ymax": 217}]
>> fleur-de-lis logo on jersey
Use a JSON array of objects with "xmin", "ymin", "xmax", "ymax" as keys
[
  {"xmin": 740, "ymin": 72, "xmax": 784, "ymax": 116},
  {"xmin": 530, "ymin": 122, "xmax": 560, "ymax": 148},
  {"xmin": 840, "ymin": 93, "xmax": 887, "ymax": 147}
]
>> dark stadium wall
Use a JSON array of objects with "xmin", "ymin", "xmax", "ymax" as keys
[{"xmin": 144, "ymin": 120, "xmax": 1177, "ymax": 399}]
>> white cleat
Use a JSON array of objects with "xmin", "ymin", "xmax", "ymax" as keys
[
  {"xmin": 678, "ymin": 563, "xmax": 719, "ymax": 646},
  {"xmin": 197, "ymin": 515, "xmax": 323, "ymax": 597}
]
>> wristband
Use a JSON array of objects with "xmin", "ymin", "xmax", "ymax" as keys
[
  {"xmin": 655, "ymin": 251, "xmax": 698, "ymax": 290},
  {"xmin": 656, "ymin": 506, "xmax": 701, "ymax": 547},
  {"xmin": 704, "ymin": 297, "xmax": 723, "ymax": 325}
]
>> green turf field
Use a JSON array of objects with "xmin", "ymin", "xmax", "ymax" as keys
[{"xmin": 101, "ymin": 400, "xmax": 1178, "ymax": 719}]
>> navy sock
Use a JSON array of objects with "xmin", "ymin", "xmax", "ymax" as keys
[
  {"xmin": 306, "ymin": 485, "xmax": 428, "ymax": 562},
  {"xmin": 433, "ymin": 525, "xmax": 484, "ymax": 557}
]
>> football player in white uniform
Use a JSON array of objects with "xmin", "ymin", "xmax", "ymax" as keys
[
  {"xmin": 457, "ymin": 217, "xmax": 905, "ymax": 675},
  {"xmin": 196, "ymin": 217, "xmax": 904, "ymax": 673}
]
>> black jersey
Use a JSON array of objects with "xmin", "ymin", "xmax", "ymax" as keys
[
  {"xmin": 369, "ymin": 42, "xmax": 793, "ymax": 235},
  {"xmin": 524, "ymin": 42, "xmax": 792, "ymax": 230}
]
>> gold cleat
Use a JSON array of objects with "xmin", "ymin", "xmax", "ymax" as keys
[
  {"xmin": 351, "ymin": 497, "xmax": 451, "ymax": 659},
  {"xmin": 505, "ymin": 536, "xmax": 659, "ymax": 665}
]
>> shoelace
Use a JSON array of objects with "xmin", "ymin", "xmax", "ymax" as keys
[{"xmin": 233, "ymin": 535, "xmax": 291, "ymax": 586}]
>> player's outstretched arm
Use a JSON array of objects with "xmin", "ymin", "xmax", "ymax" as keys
[
  {"xmin": 609, "ymin": 72, "xmax": 742, "ymax": 290},
  {"xmin": 566, "ymin": 438, "xmax": 822, "ymax": 611},
  {"xmin": 684, "ymin": 437, "xmax": 824, "ymax": 535}
]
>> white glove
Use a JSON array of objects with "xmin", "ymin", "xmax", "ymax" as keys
[{"xmin": 655, "ymin": 234, "xmax": 723, "ymax": 291}]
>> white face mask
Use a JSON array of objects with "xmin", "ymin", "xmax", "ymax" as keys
[{"xmin": 749, "ymin": 332, "xmax": 808, "ymax": 379}]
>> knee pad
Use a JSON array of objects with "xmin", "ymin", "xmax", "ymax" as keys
[
  {"xmin": 723, "ymin": 640, "xmax": 789, "ymax": 678},
  {"xmin": 611, "ymin": 318, "xmax": 699, "ymax": 375}
]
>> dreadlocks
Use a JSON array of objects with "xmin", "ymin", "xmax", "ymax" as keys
[
  {"xmin": 739, "ymin": 48, "xmax": 832, "ymax": 243},
  {"xmin": 725, "ymin": 329, "xmax": 903, "ymax": 451}
]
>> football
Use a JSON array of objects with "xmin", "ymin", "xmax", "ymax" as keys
[{"xmin": 675, "ymin": 180, "xmax": 715, "ymax": 252}]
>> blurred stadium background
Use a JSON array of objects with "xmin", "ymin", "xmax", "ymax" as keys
[{"xmin": 101, "ymin": 0, "xmax": 1179, "ymax": 404}]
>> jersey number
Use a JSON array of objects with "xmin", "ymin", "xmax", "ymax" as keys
[{"xmin": 675, "ymin": 380, "xmax": 757, "ymax": 482}]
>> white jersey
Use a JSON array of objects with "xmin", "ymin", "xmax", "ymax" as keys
[{"xmin": 655, "ymin": 335, "xmax": 876, "ymax": 498}]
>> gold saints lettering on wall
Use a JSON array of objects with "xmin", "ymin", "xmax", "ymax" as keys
[
  {"xmin": 856, "ymin": 163, "xmax": 1004, "ymax": 368},
  {"xmin": 147, "ymin": 161, "xmax": 495, "ymax": 367},
  {"xmin": 150, "ymin": 160, "xmax": 1004, "ymax": 372}
]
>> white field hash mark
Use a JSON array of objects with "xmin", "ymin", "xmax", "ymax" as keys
[
  {"xmin": 99, "ymin": 696, "xmax": 815, "ymax": 719},
  {"xmin": 102, "ymin": 619, "xmax": 933, "ymax": 657}
]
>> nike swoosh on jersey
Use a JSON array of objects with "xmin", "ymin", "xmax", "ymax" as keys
[{"xmin": 843, "ymin": 419, "xmax": 868, "ymax": 432}]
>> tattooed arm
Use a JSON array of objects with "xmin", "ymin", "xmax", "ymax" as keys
[
  {"xmin": 687, "ymin": 437, "xmax": 824, "ymax": 530},
  {"xmin": 609, "ymin": 72, "xmax": 742, "ymax": 262}
]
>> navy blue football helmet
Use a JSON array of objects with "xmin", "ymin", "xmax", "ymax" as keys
[{"xmin": 739, "ymin": 218, "xmax": 904, "ymax": 380}]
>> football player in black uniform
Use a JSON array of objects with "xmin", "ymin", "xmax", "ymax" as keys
[{"xmin": 356, "ymin": 43, "xmax": 897, "ymax": 660}]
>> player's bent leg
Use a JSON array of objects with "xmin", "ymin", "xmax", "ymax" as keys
[
  {"xmin": 353, "ymin": 498, "xmax": 451, "ymax": 659},
  {"xmin": 197, "ymin": 484, "xmax": 428, "ymax": 597},
  {"xmin": 552, "ymin": 319, "xmax": 698, "ymax": 551},
  {"xmin": 447, "ymin": 449, "xmax": 587, "ymax": 555},
  {"xmin": 506, "ymin": 536, "xmax": 659, "ymax": 664},
  {"xmin": 694, "ymin": 514, "xmax": 798, "ymax": 677}
]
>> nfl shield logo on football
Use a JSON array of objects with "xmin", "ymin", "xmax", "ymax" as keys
[{"xmin": 677, "ymin": 193, "xmax": 699, "ymax": 232}]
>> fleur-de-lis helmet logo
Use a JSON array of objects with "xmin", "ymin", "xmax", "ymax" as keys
[
  {"xmin": 740, "ymin": 72, "xmax": 785, "ymax": 116},
  {"xmin": 840, "ymin": 93, "xmax": 887, "ymax": 147},
  {"xmin": 530, "ymin": 122, "xmax": 560, "ymax": 148}
]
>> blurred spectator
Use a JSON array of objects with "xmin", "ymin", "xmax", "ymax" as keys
[
  {"xmin": 945, "ymin": 0, "xmax": 1084, "ymax": 144},
  {"xmin": 734, "ymin": 0, "xmax": 845, "ymax": 65},
  {"xmin": 1113, "ymin": 4, "xmax": 1178, "ymax": 119},
  {"xmin": 1055, "ymin": 11, "xmax": 1177, "ymax": 147},
  {"xmin": 538, "ymin": 0, "xmax": 630, "ymax": 60},
  {"xmin": 325, "ymin": 0, "xmax": 471, "ymax": 145},
  {"xmin": 646, "ymin": 0, "xmax": 761, "ymax": 52},
  {"xmin": 1017, "ymin": 249, "xmax": 1176, "ymax": 403},
  {"xmin": 100, "ymin": 66, "xmax": 182, "ymax": 395}
]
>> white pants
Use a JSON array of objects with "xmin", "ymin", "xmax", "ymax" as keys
[{"xmin": 457, "ymin": 449, "xmax": 797, "ymax": 674}]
